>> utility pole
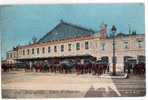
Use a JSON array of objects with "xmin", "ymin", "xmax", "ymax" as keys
[{"xmin": 111, "ymin": 25, "xmax": 117, "ymax": 76}]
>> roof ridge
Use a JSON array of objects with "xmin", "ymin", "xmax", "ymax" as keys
[{"xmin": 61, "ymin": 21, "xmax": 95, "ymax": 33}]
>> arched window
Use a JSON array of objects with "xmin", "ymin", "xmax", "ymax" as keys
[
  {"xmin": 101, "ymin": 43, "xmax": 105, "ymax": 51},
  {"xmin": 32, "ymin": 48, "xmax": 34, "ymax": 54},
  {"xmin": 27, "ymin": 49, "xmax": 29, "ymax": 55},
  {"xmin": 76, "ymin": 43, "xmax": 80, "ymax": 50},
  {"xmin": 68, "ymin": 44, "xmax": 72, "ymax": 51},
  {"xmin": 48, "ymin": 46, "xmax": 51, "ymax": 53},
  {"xmin": 85, "ymin": 41, "xmax": 89, "ymax": 49},
  {"xmin": 54, "ymin": 46, "xmax": 57, "ymax": 52},
  {"xmin": 42, "ymin": 47, "xmax": 45, "ymax": 53},
  {"xmin": 61, "ymin": 45, "xmax": 64, "ymax": 52},
  {"xmin": 37, "ymin": 48, "xmax": 39, "ymax": 54}
]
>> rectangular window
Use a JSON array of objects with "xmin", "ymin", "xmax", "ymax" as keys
[
  {"xmin": 76, "ymin": 43, "xmax": 80, "ymax": 50},
  {"xmin": 61, "ymin": 45, "xmax": 64, "ymax": 52},
  {"xmin": 37, "ymin": 48, "xmax": 39, "ymax": 54},
  {"xmin": 42, "ymin": 47, "xmax": 45, "ymax": 53},
  {"xmin": 12, "ymin": 53, "xmax": 13, "ymax": 58},
  {"xmin": 85, "ymin": 41, "xmax": 89, "ymax": 49},
  {"xmin": 10, "ymin": 53, "xmax": 12, "ymax": 58},
  {"xmin": 54, "ymin": 46, "xmax": 57, "ymax": 52},
  {"xmin": 48, "ymin": 46, "xmax": 51, "ymax": 53},
  {"xmin": 137, "ymin": 55, "xmax": 145, "ymax": 63},
  {"xmin": 138, "ymin": 41, "xmax": 143, "ymax": 48},
  {"xmin": 8, "ymin": 53, "xmax": 10, "ymax": 58},
  {"xmin": 7, "ymin": 53, "xmax": 9, "ymax": 58},
  {"xmin": 101, "ymin": 43, "xmax": 105, "ymax": 51},
  {"xmin": 68, "ymin": 44, "xmax": 72, "ymax": 51},
  {"xmin": 23, "ymin": 50, "xmax": 25, "ymax": 55},
  {"xmin": 124, "ymin": 42, "xmax": 128, "ymax": 49},
  {"xmin": 32, "ymin": 48, "xmax": 34, "ymax": 54},
  {"xmin": 27, "ymin": 49, "xmax": 29, "ymax": 55}
]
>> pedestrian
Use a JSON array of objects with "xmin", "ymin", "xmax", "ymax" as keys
[{"xmin": 29, "ymin": 61, "xmax": 32, "ymax": 71}]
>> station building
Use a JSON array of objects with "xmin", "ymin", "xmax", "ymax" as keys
[{"xmin": 6, "ymin": 20, "xmax": 145, "ymax": 72}]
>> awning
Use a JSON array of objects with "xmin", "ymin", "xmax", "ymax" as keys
[{"xmin": 16, "ymin": 54, "xmax": 96, "ymax": 61}]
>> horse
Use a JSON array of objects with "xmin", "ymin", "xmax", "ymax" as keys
[
  {"xmin": 133, "ymin": 63, "xmax": 145, "ymax": 75},
  {"xmin": 43, "ymin": 63, "xmax": 50, "ymax": 72},
  {"xmin": 25, "ymin": 63, "xmax": 31, "ymax": 72},
  {"xmin": 2, "ymin": 63, "xmax": 9, "ymax": 72},
  {"xmin": 34, "ymin": 63, "xmax": 40, "ymax": 72}
]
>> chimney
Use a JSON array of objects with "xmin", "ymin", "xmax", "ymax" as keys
[{"xmin": 99, "ymin": 24, "xmax": 107, "ymax": 39}]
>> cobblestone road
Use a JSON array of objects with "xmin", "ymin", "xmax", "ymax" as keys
[{"xmin": 1, "ymin": 70, "xmax": 146, "ymax": 98}]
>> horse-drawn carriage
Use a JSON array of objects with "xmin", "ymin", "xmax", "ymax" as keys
[
  {"xmin": 2, "ymin": 63, "xmax": 9, "ymax": 72},
  {"xmin": 2, "ymin": 56, "xmax": 110, "ymax": 76},
  {"xmin": 2, "ymin": 63, "xmax": 17, "ymax": 72},
  {"xmin": 28, "ymin": 58, "xmax": 110, "ymax": 75},
  {"xmin": 74, "ymin": 57, "xmax": 109, "ymax": 75},
  {"xmin": 124, "ymin": 56, "xmax": 145, "ymax": 75},
  {"xmin": 133, "ymin": 63, "xmax": 145, "ymax": 74}
]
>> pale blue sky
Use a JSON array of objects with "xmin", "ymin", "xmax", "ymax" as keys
[{"xmin": 0, "ymin": 4, "xmax": 145, "ymax": 59}]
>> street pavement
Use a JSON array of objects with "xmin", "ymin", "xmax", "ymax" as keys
[{"xmin": 1, "ymin": 70, "xmax": 146, "ymax": 98}]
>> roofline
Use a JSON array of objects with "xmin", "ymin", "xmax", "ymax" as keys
[
  {"xmin": 20, "ymin": 34, "xmax": 95, "ymax": 49},
  {"xmin": 107, "ymin": 33, "xmax": 145, "ymax": 39},
  {"xmin": 7, "ymin": 33, "xmax": 144, "ymax": 52},
  {"xmin": 61, "ymin": 21, "xmax": 95, "ymax": 33},
  {"xmin": 38, "ymin": 20, "xmax": 95, "ymax": 43}
]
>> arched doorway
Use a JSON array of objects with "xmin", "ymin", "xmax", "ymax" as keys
[{"xmin": 123, "ymin": 56, "xmax": 137, "ymax": 73}]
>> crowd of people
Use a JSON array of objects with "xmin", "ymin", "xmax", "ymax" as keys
[
  {"xmin": 2, "ymin": 60, "xmax": 109, "ymax": 76},
  {"xmin": 2, "ymin": 59, "xmax": 145, "ymax": 75}
]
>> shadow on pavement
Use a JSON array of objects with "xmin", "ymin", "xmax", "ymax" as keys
[
  {"xmin": 111, "ymin": 73, "xmax": 146, "ymax": 97},
  {"xmin": 84, "ymin": 85, "xmax": 118, "ymax": 97}
]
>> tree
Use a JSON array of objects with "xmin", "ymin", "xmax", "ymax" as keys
[
  {"xmin": 132, "ymin": 30, "xmax": 137, "ymax": 35},
  {"xmin": 128, "ymin": 24, "xmax": 131, "ymax": 35}
]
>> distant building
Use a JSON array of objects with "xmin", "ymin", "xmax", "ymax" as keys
[{"xmin": 6, "ymin": 20, "xmax": 145, "ymax": 72}]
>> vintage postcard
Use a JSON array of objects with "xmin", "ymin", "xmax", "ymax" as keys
[{"xmin": 0, "ymin": 2, "xmax": 146, "ymax": 99}]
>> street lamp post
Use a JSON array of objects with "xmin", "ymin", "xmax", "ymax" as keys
[{"xmin": 111, "ymin": 25, "xmax": 117, "ymax": 76}]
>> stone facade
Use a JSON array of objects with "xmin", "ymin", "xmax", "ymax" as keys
[
  {"xmin": 6, "ymin": 34, "xmax": 145, "ymax": 71},
  {"xmin": 6, "ymin": 22, "xmax": 145, "ymax": 72}
]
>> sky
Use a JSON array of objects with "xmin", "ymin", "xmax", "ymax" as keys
[{"xmin": 0, "ymin": 3, "xmax": 145, "ymax": 59}]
